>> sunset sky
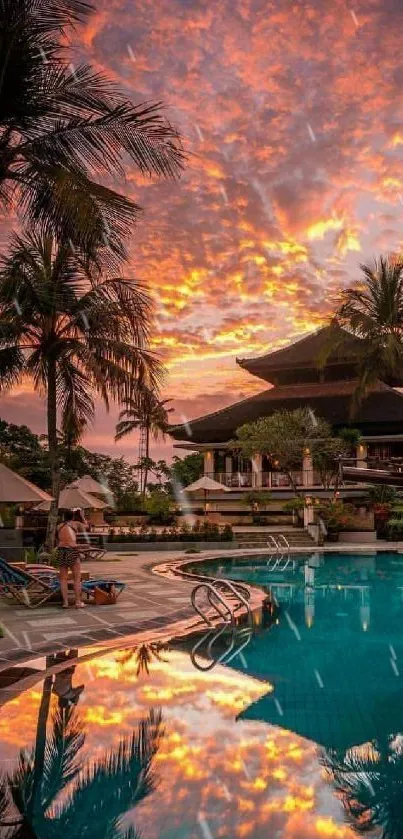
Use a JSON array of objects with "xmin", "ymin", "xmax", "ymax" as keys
[{"xmin": 2, "ymin": 0, "xmax": 403, "ymax": 461}]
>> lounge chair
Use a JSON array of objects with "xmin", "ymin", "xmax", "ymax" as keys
[
  {"xmin": 76, "ymin": 545, "xmax": 107, "ymax": 562},
  {"xmin": 0, "ymin": 557, "xmax": 126, "ymax": 609}
]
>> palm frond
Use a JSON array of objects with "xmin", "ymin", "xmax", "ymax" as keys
[
  {"xmin": 0, "ymin": 0, "xmax": 185, "ymax": 252},
  {"xmin": 51, "ymin": 709, "xmax": 163, "ymax": 838},
  {"xmin": 0, "ymin": 347, "xmax": 26, "ymax": 392},
  {"xmin": 56, "ymin": 358, "xmax": 95, "ymax": 444},
  {"xmin": 41, "ymin": 706, "xmax": 85, "ymax": 812}
]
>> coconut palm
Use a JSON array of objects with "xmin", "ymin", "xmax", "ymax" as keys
[
  {"xmin": 119, "ymin": 643, "xmax": 169, "ymax": 676},
  {"xmin": 321, "ymin": 737, "xmax": 403, "ymax": 838},
  {"xmin": 115, "ymin": 389, "xmax": 172, "ymax": 498},
  {"xmin": 334, "ymin": 256, "xmax": 403, "ymax": 405},
  {"xmin": 0, "ymin": 702, "xmax": 163, "ymax": 838},
  {"xmin": 0, "ymin": 0, "xmax": 184, "ymax": 258},
  {"xmin": 0, "ymin": 230, "xmax": 162, "ymax": 546}
]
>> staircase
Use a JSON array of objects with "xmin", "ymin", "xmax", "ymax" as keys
[{"xmin": 235, "ymin": 529, "xmax": 314, "ymax": 549}]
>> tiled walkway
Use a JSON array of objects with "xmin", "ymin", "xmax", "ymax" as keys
[{"xmin": 0, "ymin": 552, "xmax": 197, "ymax": 664}]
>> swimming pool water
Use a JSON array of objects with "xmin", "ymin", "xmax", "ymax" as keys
[{"xmin": 1, "ymin": 551, "xmax": 403, "ymax": 837}]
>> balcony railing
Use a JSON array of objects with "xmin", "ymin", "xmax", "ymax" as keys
[{"xmin": 204, "ymin": 471, "xmax": 308, "ymax": 489}]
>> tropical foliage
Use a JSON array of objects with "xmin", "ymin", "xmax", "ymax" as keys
[
  {"xmin": 118, "ymin": 643, "xmax": 168, "ymax": 676},
  {"xmin": 115, "ymin": 389, "xmax": 172, "ymax": 498},
  {"xmin": 169, "ymin": 452, "xmax": 204, "ymax": 489},
  {"xmin": 0, "ymin": 699, "xmax": 163, "ymax": 838},
  {"xmin": 334, "ymin": 255, "xmax": 403, "ymax": 404},
  {"xmin": 235, "ymin": 408, "xmax": 351, "ymax": 494},
  {"xmin": 107, "ymin": 521, "xmax": 234, "ymax": 543},
  {"xmin": 321, "ymin": 738, "xmax": 403, "ymax": 839},
  {"xmin": 0, "ymin": 418, "xmax": 205, "ymax": 512},
  {"xmin": 0, "ymin": 0, "xmax": 184, "ymax": 257},
  {"xmin": 0, "ymin": 231, "xmax": 160, "ymax": 544}
]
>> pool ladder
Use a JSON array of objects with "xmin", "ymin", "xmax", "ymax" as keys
[
  {"xmin": 266, "ymin": 556, "xmax": 296, "ymax": 572},
  {"xmin": 190, "ymin": 578, "xmax": 253, "ymax": 672},
  {"xmin": 191, "ymin": 577, "xmax": 252, "ymax": 628},
  {"xmin": 190, "ymin": 622, "xmax": 253, "ymax": 671},
  {"xmin": 267, "ymin": 534, "xmax": 290, "ymax": 552}
]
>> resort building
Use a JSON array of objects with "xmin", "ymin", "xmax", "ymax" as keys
[{"xmin": 170, "ymin": 324, "xmax": 403, "ymax": 510}]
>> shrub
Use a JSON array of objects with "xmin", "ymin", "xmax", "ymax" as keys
[
  {"xmin": 143, "ymin": 490, "xmax": 174, "ymax": 524},
  {"xmin": 221, "ymin": 524, "xmax": 234, "ymax": 541},
  {"xmin": 387, "ymin": 518, "xmax": 403, "ymax": 539},
  {"xmin": 319, "ymin": 500, "xmax": 354, "ymax": 533},
  {"xmin": 106, "ymin": 521, "xmax": 234, "ymax": 543}
]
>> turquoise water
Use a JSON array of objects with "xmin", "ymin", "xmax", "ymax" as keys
[{"xmin": 1, "ymin": 551, "xmax": 403, "ymax": 837}]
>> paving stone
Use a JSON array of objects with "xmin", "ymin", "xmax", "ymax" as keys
[{"xmin": 26, "ymin": 616, "xmax": 78, "ymax": 628}]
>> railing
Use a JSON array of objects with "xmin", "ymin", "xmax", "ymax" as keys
[{"xmin": 204, "ymin": 471, "xmax": 319, "ymax": 489}]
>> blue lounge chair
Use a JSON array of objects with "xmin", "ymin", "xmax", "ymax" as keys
[{"xmin": 0, "ymin": 557, "xmax": 126, "ymax": 609}]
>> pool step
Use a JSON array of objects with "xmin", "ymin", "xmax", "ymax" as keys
[{"xmin": 235, "ymin": 530, "xmax": 314, "ymax": 549}]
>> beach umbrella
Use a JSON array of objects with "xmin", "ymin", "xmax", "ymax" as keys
[
  {"xmin": 0, "ymin": 463, "xmax": 53, "ymax": 503},
  {"xmin": 35, "ymin": 486, "xmax": 107, "ymax": 512},
  {"xmin": 183, "ymin": 475, "xmax": 230, "ymax": 516}
]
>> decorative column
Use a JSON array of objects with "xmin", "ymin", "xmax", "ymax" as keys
[
  {"xmin": 302, "ymin": 447, "xmax": 314, "ymax": 487},
  {"xmin": 303, "ymin": 496, "xmax": 315, "ymax": 528},
  {"xmin": 225, "ymin": 454, "xmax": 233, "ymax": 487},
  {"xmin": 252, "ymin": 453, "xmax": 262, "ymax": 487},
  {"xmin": 204, "ymin": 450, "xmax": 213, "ymax": 477},
  {"xmin": 356, "ymin": 442, "xmax": 367, "ymax": 468}
]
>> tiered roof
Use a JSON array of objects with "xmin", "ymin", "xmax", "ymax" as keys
[
  {"xmin": 169, "ymin": 324, "xmax": 403, "ymax": 444},
  {"xmin": 236, "ymin": 324, "xmax": 363, "ymax": 384},
  {"xmin": 170, "ymin": 379, "xmax": 403, "ymax": 444}
]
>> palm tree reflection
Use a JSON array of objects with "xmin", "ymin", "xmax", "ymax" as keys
[
  {"xmin": 321, "ymin": 736, "xmax": 403, "ymax": 838},
  {"xmin": 118, "ymin": 643, "xmax": 168, "ymax": 676},
  {"xmin": 0, "ymin": 661, "xmax": 163, "ymax": 838}
]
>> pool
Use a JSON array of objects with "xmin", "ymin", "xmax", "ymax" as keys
[{"xmin": 1, "ymin": 551, "xmax": 403, "ymax": 837}]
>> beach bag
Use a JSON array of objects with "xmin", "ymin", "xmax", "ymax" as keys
[{"xmin": 94, "ymin": 584, "xmax": 117, "ymax": 605}]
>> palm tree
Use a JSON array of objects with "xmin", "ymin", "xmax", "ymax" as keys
[
  {"xmin": 0, "ymin": 701, "xmax": 163, "ymax": 838},
  {"xmin": 0, "ymin": 0, "xmax": 184, "ymax": 258},
  {"xmin": 0, "ymin": 230, "xmax": 162, "ymax": 546},
  {"xmin": 321, "ymin": 737, "xmax": 403, "ymax": 838},
  {"xmin": 119, "ymin": 643, "xmax": 168, "ymax": 676},
  {"xmin": 115, "ymin": 389, "xmax": 172, "ymax": 498},
  {"xmin": 333, "ymin": 256, "xmax": 403, "ymax": 405}
]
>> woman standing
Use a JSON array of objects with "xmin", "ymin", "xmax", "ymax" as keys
[{"xmin": 55, "ymin": 510, "xmax": 85, "ymax": 609}]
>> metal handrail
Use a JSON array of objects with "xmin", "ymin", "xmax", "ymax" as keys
[
  {"xmin": 267, "ymin": 534, "xmax": 279, "ymax": 552},
  {"xmin": 213, "ymin": 578, "xmax": 252, "ymax": 625},
  {"xmin": 277, "ymin": 534, "xmax": 290, "ymax": 550},
  {"xmin": 190, "ymin": 623, "xmax": 253, "ymax": 671},
  {"xmin": 222, "ymin": 628, "xmax": 253, "ymax": 665},
  {"xmin": 191, "ymin": 582, "xmax": 234, "ymax": 627},
  {"xmin": 191, "ymin": 624, "xmax": 231, "ymax": 671}
]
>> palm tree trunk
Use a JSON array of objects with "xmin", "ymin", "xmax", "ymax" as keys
[
  {"xmin": 46, "ymin": 360, "xmax": 60, "ymax": 549},
  {"xmin": 142, "ymin": 425, "xmax": 150, "ymax": 500}
]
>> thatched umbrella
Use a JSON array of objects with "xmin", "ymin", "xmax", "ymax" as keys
[
  {"xmin": 0, "ymin": 463, "xmax": 52, "ymax": 503},
  {"xmin": 183, "ymin": 476, "xmax": 230, "ymax": 516},
  {"xmin": 35, "ymin": 486, "xmax": 107, "ymax": 512}
]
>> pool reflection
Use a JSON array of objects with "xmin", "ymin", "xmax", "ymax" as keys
[{"xmin": 0, "ymin": 640, "xmax": 361, "ymax": 838}]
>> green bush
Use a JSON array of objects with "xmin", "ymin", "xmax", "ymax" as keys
[
  {"xmin": 106, "ymin": 522, "xmax": 235, "ymax": 544},
  {"xmin": 387, "ymin": 518, "xmax": 403, "ymax": 539},
  {"xmin": 221, "ymin": 524, "xmax": 234, "ymax": 541},
  {"xmin": 143, "ymin": 490, "xmax": 174, "ymax": 524}
]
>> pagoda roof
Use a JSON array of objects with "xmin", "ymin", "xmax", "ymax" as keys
[
  {"xmin": 169, "ymin": 379, "xmax": 403, "ymax": 444},
  {"xmin": 236, "ymin": 324, "xmax": 363, "ymax": 384}
]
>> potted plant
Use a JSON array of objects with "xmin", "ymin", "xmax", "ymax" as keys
[
  {"xmin": 368, "ymin": 485, "xmax": 396, "ymax": 537},
  {"xmin": 319, "ymin": 500, "xmax": 354, "ymax": 542},
  {"xmin": 283, "ymin": 496, "xmax": 305, "ymax": 526},
  {"xmin": 386, "ymin": 503, "xmax": 403, "ymax": 540}
]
